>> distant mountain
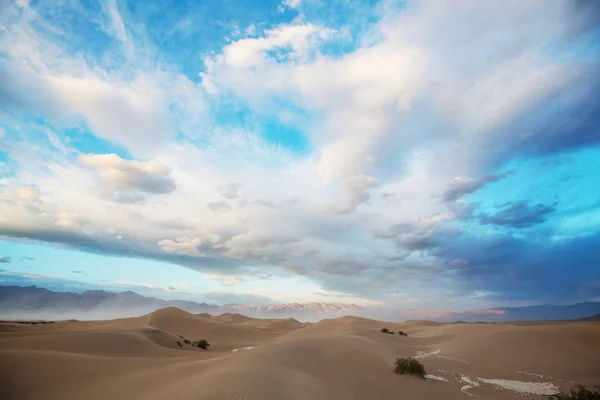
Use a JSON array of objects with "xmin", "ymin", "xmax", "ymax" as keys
[
  {"xmin": 0, "ymin": 285, "xmax": 364, "ymax": 321},
  {"xmin": 578, "ymin": 313, "xmax": 600, "ymax": 321},
  {"xmin": 1, "ymin": 285, "xmax": 599, "ymax": 323},
  {"xmin": 412, "ymin": 302, "xmax": 600, "ymax": 323},
  {"xmin": 226, "ymin": 302, "xmax": 366, "ymax": 315}
]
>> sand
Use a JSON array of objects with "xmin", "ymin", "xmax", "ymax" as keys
[{"xmin": 1, "ymin": 309, "xmax": 599, "ymax": 400}]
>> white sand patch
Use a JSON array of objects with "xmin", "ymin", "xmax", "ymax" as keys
[
  {"xmin": 460, "ymin": 376, "xmax": 480, "ymax": 397},
  {"xmin": 461, "ymin": 377, "xmax": 480, "ymax": 387},
  {"xmin": 476, "ymin": 378, "xmax": 559, "ymax": 395},
  {"xmin": 231, "ymin": 346, "xmax": 255, "ymax": 352},
  {"xmin": 425, "ymin": 374, "xmax": 449, "ymax": 382},
  {"xmin": 414, "ymin": 348, "xmax": 440, "ymax": 358}
]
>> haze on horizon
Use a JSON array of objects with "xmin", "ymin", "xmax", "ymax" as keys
[{"xmin": 1, "ymin": 0, "xmax": 600, "ymax": 313}]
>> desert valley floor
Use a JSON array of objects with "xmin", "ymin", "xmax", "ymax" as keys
[{"xmin": 1, "ymin": 307, "xmax": 599, "ymax": 400}]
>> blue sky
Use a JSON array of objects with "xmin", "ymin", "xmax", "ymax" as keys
[{"xmin": 0, "ymin": 0, "xmax": 599, "ymax": 310}]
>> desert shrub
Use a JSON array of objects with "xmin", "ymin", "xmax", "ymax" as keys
[
  {"xmin": 550, "ymin": 386, "xmax": 600, "ymax": 400},
  {"xmin": 196, "ymin": 339, "xmax": 210, "ymax": 350},
  {"xmin": 176, "ymin": 341, "xmax": 182, "ymax": 347},
  {"xmin": 184, "ymin": 339, "xmax": 191, "ymax": 344},
  {"xmin": 394, "ymin": 357, "xmax": 425, "ymax": 378},
  {"xmin": 381, "ymin": 328, "xmax": 394, "ymax": 334},
  {"xmin": 398, "ymin": 330, "xmax": 408, "ymax": 336}
]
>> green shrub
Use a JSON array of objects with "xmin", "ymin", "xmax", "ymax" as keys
[
  {"xmin": 380, "ymin": 328, "xmax": 394, "ymax": 334},
  {"xmin": 394, "ymin": 357, "xmax": 425, "ymax": 378},
  {"xmin": 196, "ymin": 339, "xmax": 210, "ymax": 350},
  {"xmin": 398, "ymin": 330, "xmax": 408, "ymax": 336},
  {"xmin": 176, "ymin": 341, "xmax": 182, "ymax": 347},
  {"xmin": 550, "ymin": 386, "xmax": 600, "ymax": 400},
  {"xmin": 184, "ymin": 339, "xmax": 191, "ymax": 344}
]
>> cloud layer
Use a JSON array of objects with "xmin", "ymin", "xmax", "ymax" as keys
[{"xmin": 0, "ymin": 0, "xmax": 599, "ymax": 308}]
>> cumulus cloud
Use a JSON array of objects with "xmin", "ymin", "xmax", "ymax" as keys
[
  {"xmin": 46, "ymin": 75, "xmax": 174, "ymax": 150},
  {"xmin": 157, "ymin": 235, "xmax": 220, "ymax": 257},
  {"xmin": 0, "ymin": 257, "xmax": 12, "ymax": 263},
  {"xmin": 80, "ymin": 153, "xmax": 176, "ymax": 203}
]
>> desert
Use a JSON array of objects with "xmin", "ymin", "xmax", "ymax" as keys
[{"xmin": 2, "ymin": 307, "xmax": 599, "ymax": 400}]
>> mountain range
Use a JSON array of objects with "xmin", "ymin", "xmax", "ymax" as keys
[
  {"xmin": 1, "ymin": 285, "xmax": 600, "ymax": 323},
  {"xmin": 0, "ymin": 285, "xmax": 366, "ymax": 321}
]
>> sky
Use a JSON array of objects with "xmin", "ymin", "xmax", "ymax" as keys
[{"xmin": 0, "ymin": 0, "xmax": 599, "ymax": 311}]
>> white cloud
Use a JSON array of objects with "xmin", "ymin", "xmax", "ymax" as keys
[
  {"xmin": 278, "ymin": 0, "xmax": 301, "ymax": 12},
  {"xmin": 101, "ymin": 0, "xmax": 134, "ymax": 58},
  {"xmin": 46, "ymin": 75, "xmax": 174, "ymax": 151},
  {"xmin": 220, "ymin": 23, "xmax": 330, "ymax": 68},
  {"xmin": 204, "ymin": 272, "xmax": 245, "ymax": 286}
]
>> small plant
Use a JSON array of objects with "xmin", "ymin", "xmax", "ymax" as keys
[
  {"xmin": 184, "ymin": 339, "xmax": 191, "ymax": 344},
  {"xmin": 380, "ymin": 328, "xmax": 394, "ymax": 334},
  {"xmin": 550, "ymin": 386, "xmax": 600, "ymax": 400},
  {"xmin": 394, "ymin": 357, "xmax": 425, "ymax": 378},
  {"xmin": 176, "ymin": 341, "xmax": 182, "ymax": 347},
  {"xmin": 196, "ymin": 339, "xmax": 210, "ymax": 350},
  {"xmin": 398, "ymin": 330, "xmax": 408, "ymax": 336}
]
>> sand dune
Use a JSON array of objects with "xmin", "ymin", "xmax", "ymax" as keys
[{"xmin": 1, "ymin": 307, "xmax": 599, "ymax": 400}]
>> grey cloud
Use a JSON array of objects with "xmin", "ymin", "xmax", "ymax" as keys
[
  {"xmin": 217, "ymin": 183, "xmax": 243, "ymax": 200},
  {"xmin": 330, "ymin": 174, "xmax": 378, "ymax": 214},
  {"xmin": 477, "ymin": 201, "xmax": 556, "ymax": 228},
  {"xmin": 19, "ymin": 256, "xmax": 35, "ymax": 261},
  {"xmin": 374, "ymin": 221, "xmax": 459, "ymax": 252},
  {"xmin": 111, "ymin": 191, "xmax": 146, "ymax": 204},
  {"xmin": 0, "ymin": 256, "xmax": 12, "ymax": 263},
  {"xmin": 429, "ymin": 231, "xmax": 600, "ymax": 303},
  {"xmin": 207, "ymin": 199, "xmax": 232, "ymax": 211},
  {"xmin": 72, "ymin": 270, "xmax": 87, "ymax": 275},
  {"xmin": 442, "ymin": 171, "xmax": 513, "ymax": 202},
  {"xmin": 154, "ymin": 219, "xmax": 191, "ymax": 230},
  {"xmin": 0, "ymin": 225, "xmax": 251, "ymax": 276}
]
